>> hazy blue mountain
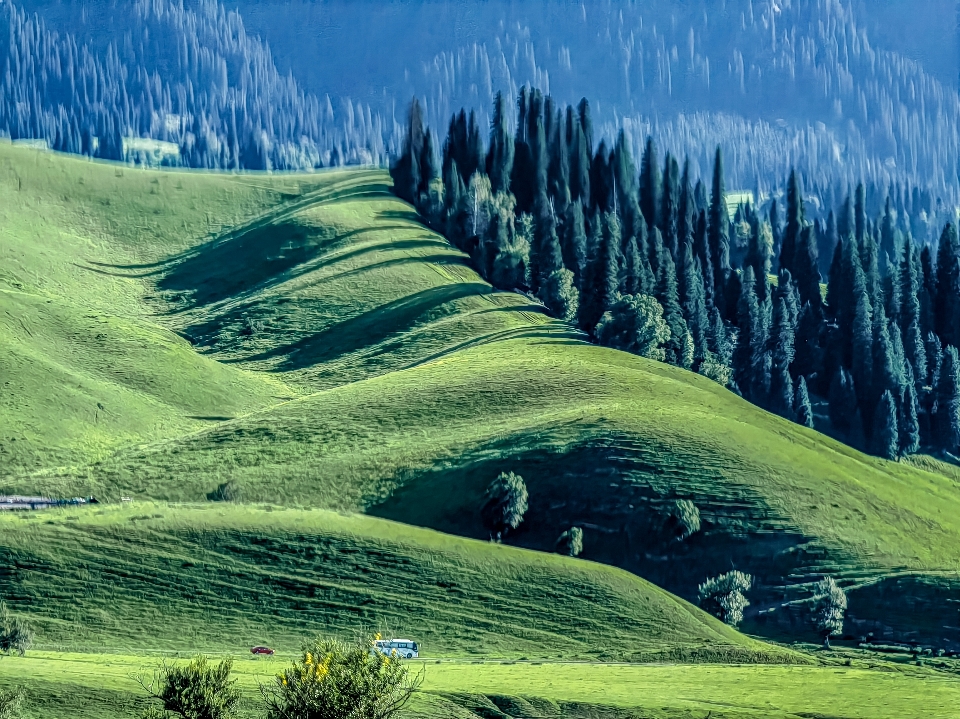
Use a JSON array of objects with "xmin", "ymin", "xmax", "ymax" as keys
[{"xmin": 7, "ymin": 0, "xmax": 960, "ymax": 229}]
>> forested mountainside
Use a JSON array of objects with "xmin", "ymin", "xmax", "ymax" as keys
[
  {"xmin": 0, "ymin": 0, "xmax": 395, "ymax": 169},
  {"xmin": 6, "ymin": 0, "xmax": 960, "ymax": 235}
]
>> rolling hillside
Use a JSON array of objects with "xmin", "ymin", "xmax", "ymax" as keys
[{"xmin": 1, "ymin": 143, "xmax": 960, "ymax": 653}]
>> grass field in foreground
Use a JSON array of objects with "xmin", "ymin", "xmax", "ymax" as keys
[
  {"xmin": 0, "ymin": 652, "xmax": 956, "ymax": 719},
  {"xmin": 2, "ymin": 143, "xmax": 960, "ymax": 649}
]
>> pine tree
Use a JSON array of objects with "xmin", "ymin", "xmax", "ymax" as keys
[
  {"xmin": 734, "ymin": 267, "xmax": 762, "ymax": 400},
  {"xmin": 899, "ymin": 380, "xmax": 921, "ymax": 456},
  {"xmin": 825, "ymin": 226, "xmax": 845, "ymax": 321},
  {"xmin": 613, "ymin": 130, "xmax": 640, "ymax": 239},
  {"xmin": 534, "ymin": 198, "xmax": 564, "ymax": 288},
  {"xmin": 694, "ymin": 210, "xmax": 715, "ymax": 310},
  {"xmin": 795, "ymin": 376, "xmax": 814, "ymax": 428},
  {"xmin": 899, "ymin": 239, "xmax": 927, "ymax": 390},
  {"xmin": 821, "ymin": 210, "xmax": 839, "ymax": 279},
  {"xmin": 851, "ymin": 288, "xmax": 874, "ymax": 426},
  {"xmin": 390, "ymin": 97, "xmax": 425, "ymax": 205},
  {"xmin": 533, "ymin": 119, "xmax": 549, "ymax": 212},
  {"xmin": 708, "ymin": 146, "xmax": 731, "ymax": 319},
  {"xmin": 680, "ymin": 242, "xmax": 710, "ymax": 363},
  {"xmin": 769, "ymin": 198, "xmax": 783, "ymax": 264},
  {"xmin": 936, "ymin": 223, "xmax": 960, "ymax": 351},
  {"xmin": 920, "ymin": 244, "xmax": 937, "ymax": 344},
  {"xmin": 880, "ymin": 196, "xmax": 898, "ymax": 268},
  {"xmin": 678, "ymin": 158, "xmax": 695, "ymax": 257},
  {"xmin": 656, "ymin": 252, "xmax": 689, "ymax": 367},
  {"xmin": 639, "ymin": 136, "xmax": 661, "ymax": 230},
  {"xmin": 590, "ymin": 141, "xmax": 613, "ymax": 214},
  {"xmin": 745, "ymin": 220, "xmax": 773, "ymax": 303},
  {"xmin": 548, "ymin": 109, "xmax": 570, "ymax": 217},
  {"xmin": 872, "ymin": 390, "xmax": 899, "ymax": 460},
  {"xmin": 562, "ymin": 200, "xmax": 588, "ymax": 289},
  {"xmin": 855, "ymin": 183, "xmax": 867, "ymax": 248},
  {"xmin": 569, "ymin": 115, "xmax": 590, "ymax": 206},
  {"xmin": 770, "ymin": 295, "xmax": 796, "ymax": 418},
  {"xmin": 579, "ymin": 212, "xmax": 620, "ymax": 335},
  {"xmin": 620, "ymin": 233, "xmax": 643, "ymax": 296},
  {"xmin": 442, "ymin": 157, "xmax": 467, "ymax": 249},
  {"xmin": 937, "ymin": 346, "xmax": 960, "ymax": 454},
  {"xmin": 780, "ymin": 169, "xmax": 804, "ymax": 276},
  {"xmin": 486, "ymin": 91, "xmax": 514, "ymax": 195},
  {"xmin": 661, "ymin": 153, "xmax": 680, "ymax": 259},
  {"xmin": 577, "ymin": 98, "xmax": 594, "ymax": 157},
  {"xmin": 793, "ymin": 225, "xmax": 822, "ymax": 312}
]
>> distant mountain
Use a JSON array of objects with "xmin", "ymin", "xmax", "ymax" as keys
[{"xmin": 7, "ymin": 0, "xmax": 960, "ymax": 228}]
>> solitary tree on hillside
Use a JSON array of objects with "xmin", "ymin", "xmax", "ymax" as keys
[
  {"xmin": 698, "ymin": 570, "xmax": 752, "ymax": 627},
  {"xmin": 555, "ymin": 527, "xmax": 584, "ymax": 557},
  {"xmin": 481, "ymin": 472, "xmax": 529, "ymax": 540},
  {"xmin": 813, "ymin": 577, "xmax": 847, "ymax": 649},
  {"xmin": 670, "ymin": 499, "xmax": 701, "ymax": 541}
]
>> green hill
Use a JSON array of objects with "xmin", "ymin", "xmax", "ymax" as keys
[
  {"xmin": 0, "ymin": 502, "xmax": 785, "ymax": 663},
  {"xmin": 1, "ymin": 143, "xmax": 959, "ymax": 654}
]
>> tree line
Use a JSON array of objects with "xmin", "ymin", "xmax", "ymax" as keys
[{"xmin": 392, "ymin": 88, "xmax": 960, "ymax": 461}]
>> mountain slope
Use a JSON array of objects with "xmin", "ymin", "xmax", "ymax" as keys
[{"xmin": 1, "ymin": 143, "xmax": 959, "ymax": 650}]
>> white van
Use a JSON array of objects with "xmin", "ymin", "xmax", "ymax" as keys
[{"xmin": 373, "ymin": 639, "xmax": 419, "ymax": 659}]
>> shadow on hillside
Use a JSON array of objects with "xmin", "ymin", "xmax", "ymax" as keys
[
  {"xmin": 82, "ymin": 175, "xmax": 398, "ymax": 306},
  {"xmin": 369, "ymin": 429, "xmax": 818, "ymax": 607},
  {"xmin": 235, "ymin": 281, "xmax": 492, "ymax": 369}
]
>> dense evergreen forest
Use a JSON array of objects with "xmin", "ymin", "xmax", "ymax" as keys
[{"xmin": 393, "ymin": 90, "xmax": 960, "ymax": 461}]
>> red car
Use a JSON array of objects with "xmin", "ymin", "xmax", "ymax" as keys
[{"xmin": 250, "ymin": 646, "xmax": 275, "ymax": 655}]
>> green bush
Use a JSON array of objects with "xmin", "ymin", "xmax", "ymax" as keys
[
  {"xmin": 0, "ymin": 687, "xmax": 23, "ymax": 719},
  {"xmin": 671, "ymin": 499, "xmax": 701, "ymax": 541},
  {"xmin": 481, "ymin": 471, "xmax": 529, "ymax": 540},
  {"xmin": 555, "ymin": 527, "xmax": 583, "ymax": 557},
  {"xmin": 595, "ymin": 294, "xmax": 670, "ymax": 361},
  {"xmin": 698, "ymin": 571, "xmax": 752, "ymax": 627},
  {"xmin": 138, "ymin": 655, "xmax": 241, "ymax": 719},
  {"xmin": 206, "ymin": 481, "xmax": 241, "ymax": 502},
  {"xmin": 263, "ymin": 634, "xmax": 423, "ymax": 719},
  {"xmin": 0, "ymin": 602, "xmax": 32, "ymax": 656}
]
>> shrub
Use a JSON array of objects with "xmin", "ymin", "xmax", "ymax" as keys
[
  {"xmin": 206, "ymin": 481, "xmax": 241, "ymax": 503},
  {"xmin": 539, "ymin": 268, "xmax": 579, "ymax": 321},
  {"xmin": 813, "ymin": 576, "xmax": 847, "ymax": 649},
  {"xmin": 555, "ymin": 527, "xmax": 583, "ymax": 557},
  {"xmin": 595, "ymin": 293, "xmax": 670, "ymax": 361},
  {"xmin": 698, "ymin": 571, "xmax": 752, "ymax": 627},
  {"xmin": 671, "ymin": 499, "xmax": 701, "ymax": 540},
  {"xmin": 138, "ymin": 655, "xmax": 241, "ymax": 719},
  {"xmin": 0, "ymin": 688, "xmax": 23, "ymax": 719},
  {"xmin": 0, "ymin": 602, "xmax": 32, "ymax": 656},
  {"xmin": 481, "ymin": 471, "xmax": 529, "ymax": 540},
  {"xmin": 263, "ymin": 634, "xmax": 423, "ymax": 719}
]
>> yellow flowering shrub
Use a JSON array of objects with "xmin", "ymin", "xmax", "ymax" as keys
[{"xmin": 263, "ymin": 635, "xmax": 422, "ymax": 719}]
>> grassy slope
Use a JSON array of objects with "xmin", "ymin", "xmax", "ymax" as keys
[
  {"xmin": 1, "ymin": 143, "xmax": 959, "ymax": 649},
  {"xmin": 0, "ymin": 502, "xmax": 781, "ymax": 662}
]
